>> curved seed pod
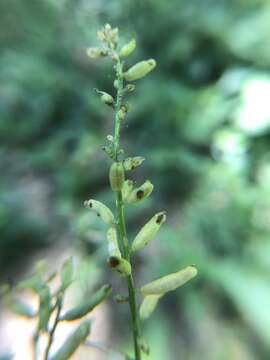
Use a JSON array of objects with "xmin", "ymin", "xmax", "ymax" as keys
[
  {"xmin": 126, "ymin": 180, "xmax": 154, "ymax": 204},
  {"xmin": 119, "ymin": 39, "xmax": 136, "ymax": 58},
  {"xmin": 141, "ymin": 266, "xmax": 197, "ymax": 296},
  {"xmin": 95, "ymin": 91, "xmax": 114, "ymax": 106},
  {"xmin": 108, "ymin": 256, "xmax": 131, "ymax": 276},
  {"xmin": 84, "ymin": 199, "xmax": 114, "ymax": 225},
  {"xmin": 60, "ymin": 285, "xmax": 112, "ymax": 321},
  {"xmin": 50, "ymin": 320, "xmax": 91, "ymax": 360},
  {"xmin": 131, "ymin": 212, "xmax": 166, "ymax": 253},
  {"xmin": 38, "ymin": 285, "xmax": 51, "ymax": 331},
  {"xmin": 139, "ymin": 294, "xmax": 162, "ymax": 320},
  {"xmin": 87, "ymin": 47, "xmax": 108, "ymax": 58},
  {"xmin": 124, "ymin": 59, "xmax": 156, "ymax": 81},
  {"xmin": 60, "ymin": 257, "xmax": 73, "ymax": 291},
  {"xmin": 109, "ymin": 162, "xmax": 125, "ymax": 191},
  {"xmin": 122, "ymin": 180, "xmax": 134, "ymax": 202},
  {"xmin": 123, "ymin": 157, "xmax": 145, "ymax": 171},
  {"xmin": 107, "ymin": 227, "xmax": 121, "ymax": 257}
]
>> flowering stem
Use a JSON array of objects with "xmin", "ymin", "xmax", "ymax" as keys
[{"xmin": 113, "ymin": 57, "xmax": 142, "ymax": 360}]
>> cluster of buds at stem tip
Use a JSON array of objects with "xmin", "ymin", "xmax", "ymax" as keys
[
  {"xmin": 131, "ymin": 211, "xmax": 166, "ymax": 253},
  {"xmin": 84, "ymin": 199, "xmax": 114, "ymax": 226},
  {"xmin": 123, "ymin": 179, "xmax": 154, "ymax": 203}
]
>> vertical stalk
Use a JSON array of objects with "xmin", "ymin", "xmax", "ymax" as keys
[{"xmin": 113, "ymin": 57, "xmax": 142, "ymax": 360}]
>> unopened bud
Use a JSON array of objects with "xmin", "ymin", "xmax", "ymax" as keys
[
  {"xmin": 109, "ymin": 162, "xmax": 125, "ymax": 191},
  {"xmin": 119, "ymin": 39, "xmax": 136, "ymax": 58},
  {"xmin": 131, "ymin": 212, "xmax": 166, "ymax": 252},
  {"xmin": 84, "ymin": 199, "xmax": 114, "ymax": 225},
  {"xmin": 107, "ymin": 227, "xmax": 121, "ymax": 257},
  {"xmin": 108, "ymin": 256, "xmax": 131, "ymax": 276},
  {"xmin": 124, "ymin": 59, "xmax": 156, "ymax": 81},
  {"xmin": 87, "ymin": 47, "xmax": 108, "ymax": 58},
  {"xmin": 141, "ymin": 266, "xmax": 198, "ymax": 296}
]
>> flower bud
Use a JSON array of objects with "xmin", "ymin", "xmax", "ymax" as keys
[
  {"xmin": 124, "ymin": 59, "xmax": 156, "ymax": 81},
  {"xmin": 107, "ymin": 227, "xmax": 121, "ymax": 257},
  {"xmin": 141, "ymin": 266, "xmax": 197, "ymax": 296},
  {"xmin": 122, "ymin": 179, "xmax": 134, "ymax": 202},
  {"xmin": 125, "ymin": 180, "xmax": 154, "ymax": 203},
  {"xmin": 117, "ymin": 106, "xmax": 127, "ymax": 121},
  {"xmin": 50, "ymin": 320, "xmax": 91, "ymax": 360},
  {"xmin": 131, "ymin": 211, "xmax": 166, "ymax": 252},
  {"xmin": 96, "ymin": 91, "xmax": 114, "ymax": 106},
  {"xmin": 109, "ymin": 162, "xmax": 125, "ymax": 191},
  {"xmin": 119, "ymin": 39, "xmax": 136, "ymax": 58},
  {"xmin": 108, "ymin": 256, "xmax": 131, "ymax": 276},
  {"xmin": 84, "ymin": 199, "xmax": 114, "ymax": 225},
  {"xmin": 139, "ymin": 294, "xmax": 162, "ymax": 321},
  {"xmin": 126, "ymin": 84, "xmax": 136, "ymax": 92},
  {"xmin": 123, "ymin": 156, "xmax": 145, "ymax": 171},
  {"xmin": 86, "ymin": 47, "xmax": 108, "ymax": 58}
]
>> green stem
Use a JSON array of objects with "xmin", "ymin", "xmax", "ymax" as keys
[
  {"xmin": 44, "ymin": 294, "xmax": 63, "ymax": 360},
  {"xmin": 113, "ymin": 57, "xmax": 142, "ymax": 360}
]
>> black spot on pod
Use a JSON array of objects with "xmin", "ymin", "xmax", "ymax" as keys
[
  {"xmin": 108, "ymin": 256, "xmax": 120, "ymax": 268},
  {"xmin": 156, "ymin": 214, "xmax": 164, "ymax": 224},
  {"xmin": 136, "ymin": 190, "xmax": 144, "ymax": 199}
]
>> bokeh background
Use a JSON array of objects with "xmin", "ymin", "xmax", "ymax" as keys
[{"xmin": 1, "ymin": 0, "xmax": 270, "ymax": 359}]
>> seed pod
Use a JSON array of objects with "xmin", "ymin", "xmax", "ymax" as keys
[
  {"xmin": 109, "ymin": 162, "xmax": 125, "ymax": 191},
  {"xmin": 119, "ymin": 39, "xmax": 136, "ymax": 58},
  {"xmin": 141, "ymin": 266, "xmax": 198, "ymax": 296},
  {"xmin": 107, "ymin": 227, "xmax": 121, "ymax": 257},
  {"xmin": 60, "ymin": 285, "xmax": 112, "ymax": 321},
  {"xmin": 131, "ymin": 211, "xmax": 166, "ymax": 253},
  {"xmin": 38, "ymin": 286, "xmax": 51, "ymax": 332},
  {"xmin": 50, "ymin": 320, "xmax": 91, "ymax": 360},
  {"xmin": 124, "ymin": 59, "xmax": 156, "ymax": 81},
  {"xmin": 84, "ymin": 199, "xmax": 114, "ymax": 225},
  {"xmin": 126, "ymin": 180, "xmax": 154, "ymax": 204},
  {"xmin": 123, "ymin": 157, "xmax": 145, "ymax": 171},
  {"xmin": 60, "ymin": 257, "xmax": 73, "ymax": 291},
  {"xmin": 87, "ymin": 47, "xmax": 108, "ymax": 58},
  {"xmin": 122, "ymin": 179, "xmax": 134, "ymax": 202},
  {"xmin": 139, "ymin": 294, "xmax": 162, "ymax": 320},
  {"xmin": 108, "ymin": 256, "xmax": 132, "ymax": 276}
]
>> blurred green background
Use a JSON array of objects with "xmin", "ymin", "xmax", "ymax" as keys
[{"xmin": 1, "ymin": 0, "xmax": 270, "ymax": 359}]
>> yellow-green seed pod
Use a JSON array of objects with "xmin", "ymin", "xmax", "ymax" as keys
[
  {"xmin": 123, "ymin": 156, "xmax": 145, "ymax": 171},
  {"xmin": 50, "ymin": 320, "xmax": 91, "ymax": 360},
  {"xmin": 126, "ymin": 180, "xmax": 154, "ymax": 204},
  {"xmin": 87, "ymin": 47, "xmax": 108, "ymax": 58},
  {"xmin": 108, "ymin": 256, "xmax": 131, "ymax": 276},
  {"xmin": 119, "ymin": 39, "xmax": 136, "ymax": 58},
  {"xmin": 99, "ymin": 92, "xmax": 114, "ymax": 106},
  {"xmin": 84, "ymin": 199, "xmax": 114, "ymax": 225},
  {"xmin": 124, "ymin": 59, "xmax": 156, "ymax": 81},
  {"xmin": 60, "ymin": 285, "xmax": 112, "ymax": 321},
  {"xmin": 107, "ymin": 227, "xmax": 121, "ymax": 257},
  {"xmin": 122, "ymin": 179, "xmax": 134, "ymax": 202},
  {"xmin": 109, "ymin": 162, "xmax": 125, "ymax": 191},
  {"xmin": 141, "ymin": 266, "xmax": 198, "ymax": 296},
  {"xmin": 139, "ymin": 294, "xmax": 162, "ymax": 321},
  {"xmin": 131, "ymin": 211, "xmax": 166, "ymax": 253}
]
